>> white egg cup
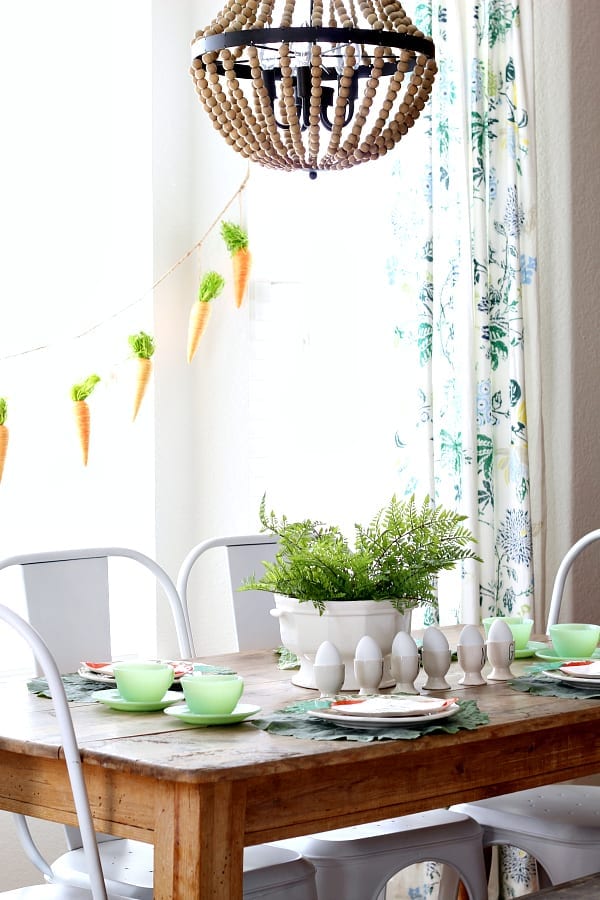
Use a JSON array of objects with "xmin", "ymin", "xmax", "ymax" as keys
[
  {"xmin": 390, "ymin": 654, "xmax": 420, "ymax": 694},
  {"xmin": 390, "ymin": 630, "xmax": 420, "ymax": 694},
  {"xmin": 486, "ymin": 639, "xmax": 515, "ymax": 681},
  {"xmin": 421, "ymin": 648, "xmax": 452, "ymax": 691},
  {"xmin": 456, "ymin": 624, "xmax": 487, "ymax": 686},
  {"xmin": 312, "ymin": 663, "xmax": 346, "ymax": 698},
  {"xmin": 353, "ymin": 636, "xmax": 384, "ymax": 695},
  {"xmin": 353, "ymin": 657, "xmax": 384, "ymax": 695},
  {"xmin": 457, "ymin": 643, "xmax": 487, "ymax": 686}
]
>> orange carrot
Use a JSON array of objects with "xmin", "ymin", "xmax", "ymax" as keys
[
  {"xmin": 0, "ymin": 399, "xmax": 8, "ymax": 483},
  {"xmin": 187, "ymin": 271, "xmax": 225, "ymax": 363},
  {"xmin": 128, "ymin": 331, "xmax": 155, "ymax": 421},
  {"xmin": 221, "ymin": 221, "xmax": 252, "ymax": 308},
  {"xmin": 71, "ymin": 375, "xmax": 100, "ymax": 466}
]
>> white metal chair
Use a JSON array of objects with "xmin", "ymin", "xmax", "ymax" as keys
[
  {"xmin": 0, "ymin": 547, "xmax": 194, "ymax": 899},
  {"xmin": 451, "ymin": 529, "xmax": 600, "ymax": 889},
  {"xmin": 0, "ymin": 602, "xmax": 125, "ymax": 899},
  {"xmin": 178, "ymin": 534, "xmax": 489, "ymax": 900},
  {"xmin": 4, "ymin": 545, "xmax": 316, "ymax": 900},
  {"xmin": 177, "ymin": 534, "xmax": 282, "ymax": 651}
]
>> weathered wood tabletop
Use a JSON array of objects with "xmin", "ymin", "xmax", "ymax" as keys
[{"xmin": 0, "ymin": 628, "xmax": 598, "ymax": 899}]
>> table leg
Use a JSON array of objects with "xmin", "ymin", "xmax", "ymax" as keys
[{"xmin": 153, "ymin": 780, "xmax": 246, "ymax": 900}]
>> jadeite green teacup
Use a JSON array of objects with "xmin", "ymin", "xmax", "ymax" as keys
[
  {"xmin": 483, "ymin": 616, "xmax": 533, "ymax": 651},
  {"xmin": 181, "ymin": 673, "xmax": 244, "ymax": 715},
  {"xmin": 549, "ymin": 623, "xmax": 600, "ymax": 659},
  {"xmin": 112, "ymin": 662, "xmax": 174, "ymax": 703}
]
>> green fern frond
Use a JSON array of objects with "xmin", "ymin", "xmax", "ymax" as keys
[{"xmin": 242, "ymin": 493, "xmax": 482, "ymax": 613}]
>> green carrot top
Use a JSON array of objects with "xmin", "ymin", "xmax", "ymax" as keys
[
  {"xmin": 221, "ymin": 221, "xmax": 249, "ymax": 254},
  {"xmin": 128, "ymin": 331, "xmax": 155, "ymax": 359},
  {"xmin": 71, "ymin": 375, "xmax": 101, "ymax": 402},
  {"xmin": 0, "ymin": 398, "xmax": 7, "ymax": 426},
  {"xmin": 199, "ymin": 271, "xmax": 225, "ymax": 304}
]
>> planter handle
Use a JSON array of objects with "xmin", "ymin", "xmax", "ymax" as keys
[{"xmin": 269, "ymin": 608, "xmax": 284, "ymax": 618}]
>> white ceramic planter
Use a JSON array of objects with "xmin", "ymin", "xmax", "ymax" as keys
[{"xmin": 270, "ymin": 594, "xmax": 412, "ymax": 690}]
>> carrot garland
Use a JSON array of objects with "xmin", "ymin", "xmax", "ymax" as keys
[
  {"xmin": 0, "ymin": 398, "xmax": 9, "ymax": 483},
  {"xmin": 71, "ymin": 375, "xmax": 100, "ymax": 466},
  {"xmin": 187, "ymin": 271, "xmax": 225, "ymax": 363},
  {"xmin": 221, "ymin": 221, "xmax": 252, "ymax": 309},
  {"xmin": 129, "ymin": 331, "xmax": 155, "ymax": 422}
]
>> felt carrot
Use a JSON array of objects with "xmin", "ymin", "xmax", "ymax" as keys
[
  {"xmin": 187, "ymin": 271, "xmax": 225, "ymax": 363},
  {"xmin": 129, "ymin": 331, "xmax": 155, "ymax": 421},
  {"xmin": 0, "ymin": 398, "xmax": 8, "ymax": 483},
  {"xmin": 221, "ymin": 221, "xmax": 252, "ymax": 308},
  {"xmin": 71, "ymin": 375, "xmax": 100, "ymax": 466}
]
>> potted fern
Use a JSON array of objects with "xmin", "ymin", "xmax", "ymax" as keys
[{"xmin": 242, "ymin": 494, "xmax": 481, "ymax": 689}]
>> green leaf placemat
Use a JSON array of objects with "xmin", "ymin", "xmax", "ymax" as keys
[
  {"xmin": 193, "ymin": 663, "xmax": 236, "ymax": 675},
  {"xmin": 509, "ymin": 673, "xmax": 600, "ymax": 699},
  {"xmin": 251, "ymin": 698, "xmax": 488, "ymax": 742},
  {"xmin": 274, "ymin": 646, "xmax": 300, "ymax": 670},
  {"xmin": 27, "ymin": 674, "xmax": 116, "ymax": 702}
]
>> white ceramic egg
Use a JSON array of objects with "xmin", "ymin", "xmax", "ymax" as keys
[
  {"xmin": 314, "ymin": 640, "xmax": 342, "ymax": 666},
  {"xmin": 422, "ymin": 626, "xmax": 449, "ymax": 651},
  {"xmin": 458, "ymin": 624, "xmax": 484, "ymax": 646},
  {"xmin": 391, "ymin": 630, "xmax": 419, "ymax": 656},
  {"xmin": 354, "ymin": 635, "xmax": 383, "ymax": 660},
  {"xmin": 487, "ymin": 618, "xmax": 513, "ymax": 643}
]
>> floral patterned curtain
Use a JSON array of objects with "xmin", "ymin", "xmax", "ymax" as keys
[
  {"xmin": 385, "ymin": 0, "xmax": 539, "ymax": 896},
  {"xmin": 387, "ymin": 0, "xmax": 538, "ymax": 631}
]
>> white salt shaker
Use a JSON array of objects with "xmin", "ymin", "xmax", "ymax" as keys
[
  {"xmin": 354, "ymin": 635, "xmax": 384, "ymax": 695},
  {"xmin": 486, "ymin": 618, "xmax": 515, "ymax": 681},
  {"xmin": 421, "ymin": 626, "xmax": 452, "ymax": 691},
  {"xmin": 390, "ymin": 630, "xmax": 420, "ymax": 694},
  {"xmin": 457, "ymin": 624, "xmax": 487, "ymax": 686},
  {"xmin": 313, "ymin": 641, "xmax": 345, "ymax": 698}
]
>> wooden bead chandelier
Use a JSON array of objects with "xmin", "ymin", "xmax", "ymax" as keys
[{"xmin": 190, "ymin": 1, "xmax": 437, "ymax": 174}]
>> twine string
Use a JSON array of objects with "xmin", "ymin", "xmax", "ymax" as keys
[{"xmin": 1, "ymin": 166, "xmax": 251, "ymax": 361}]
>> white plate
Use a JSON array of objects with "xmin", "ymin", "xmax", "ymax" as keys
[
  {"xmin": 163, "ymin": 702, "xmax": 261, "ymax": 726},
  {"xmin": 92, "ymin": 689, "xmax": 182, "ymax": 712},
  {"xmin": 78, "ymin": 666, "xmax": 116, "ymax": 685},
  {"xmin": 79, "ymin": 660, "xmax": 193, "ymax": 685},
  {"xmin": 309, "ymin": 703, "xmax": 460, "ymax": 728},
  {"xmin": 329, "ymin": 696, "xmax": 456, "ymax": 718},
  {"xmin": 559, "ymin": 661, "xmax": 600, "ymax": 679},
  {"xmin": 543, "ymin": 669, "xmax": 600, "ymax": 687}
]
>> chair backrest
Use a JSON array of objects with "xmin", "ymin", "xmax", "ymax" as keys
[
  {"xmin": 177, "ymin": 535, "xmax": 281, "ymax": 651},
  {"xmin": 0, "ymin": 603, "xmax": 109, "ymax": 900},
  {"xmin": 546, "ymin": 529, "xmax": 600, "ymax": 631},
  {"xmin": 0, "ymin": 546, "xmax": 194, "ymax": 674}
]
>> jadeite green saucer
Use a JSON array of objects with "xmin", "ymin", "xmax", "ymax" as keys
[{"xmin": 92, "ymin": 689, "xmax": 182, "ymax": 712}]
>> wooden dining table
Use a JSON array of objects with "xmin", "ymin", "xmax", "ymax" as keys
[{"xmin": 0, "ymin": 627, "xmax": 599, "ymax": 899}]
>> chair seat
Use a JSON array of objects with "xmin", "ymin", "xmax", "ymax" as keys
[
  {"xmin": 1, "ymin": 889, "xmax": 133, "ymax": 900},
  {"xmin": 243, "ymin": 845, "xmax": 317, "ymax": 898},
  {"xmin": 277, "ymin": 809, "xmax": 488, "ymax": 900},
  {"xmin": 52, "ymin": 841, "xmax": 153, "ymax": 898},
  {"xmin": 452, "ymin": 785, "xmax": 600, "ymax": 886},
  {"xmin": 454, "ymin": 785, "xmax": 600, "ymax": 843},
  {"xmin": 53, "ymin": 840, "xmax": 317, "ymax": 900}
]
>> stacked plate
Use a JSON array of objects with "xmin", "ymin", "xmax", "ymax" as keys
[
  {"xmin": 78, "ymin": 660, "xmax": 193, "ymax": 685},
  {"xmin": 310, "ymin": 695, "xmax": 460, "ymax": 729},
  {"xmin": 544, "ymin": 660, "xmax": 600, "ymax": 687}
]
